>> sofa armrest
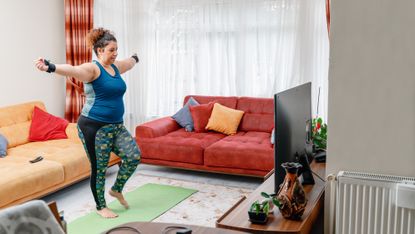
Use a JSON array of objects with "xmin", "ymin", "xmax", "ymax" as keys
[
  {"xmin": 136, "ymin": 117, "xmax": 180, "ymax": 139},
  {"xmin": 65, "ymin": 123, "xmax": 81, "ymax": 143}
]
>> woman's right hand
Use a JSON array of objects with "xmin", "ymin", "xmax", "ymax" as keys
[{"xmin": 34, "ymin": 57, "xmax": 48, "ymax": 72}]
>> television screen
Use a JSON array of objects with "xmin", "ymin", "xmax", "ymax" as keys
[{"xmin": 274, "ymin": 82, "xmax": 314, "ymax": 193}]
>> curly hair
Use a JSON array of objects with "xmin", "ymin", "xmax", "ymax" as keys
[{"xmin": 86, "ymin": 28, "xmax": 117, "ymax": 55}]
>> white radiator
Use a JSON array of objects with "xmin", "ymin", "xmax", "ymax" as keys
[{"xmin": 335, "ymin": 171, "xmax": 415, "ymax": 234}]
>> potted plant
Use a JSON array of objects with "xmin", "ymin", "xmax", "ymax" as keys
[
  {"xmin": 248, "ymin": 200, "xmax": 269, "ymax": 224},
  {"xmin": 248, "ymin": 192, "xmax": 281, "ymax": 224},
  {"xmin": 312, "ymin": 117, "xmax": 327, "ymax": 151}
]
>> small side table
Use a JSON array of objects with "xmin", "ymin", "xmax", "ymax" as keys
[{"xmin": 216, "ymin": 162, "xmax": 326, "ymax": 234}]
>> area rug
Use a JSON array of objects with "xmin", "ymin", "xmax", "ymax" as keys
[
  {"xmin": 68, "ymin": 183, "xmax": 197, "ymax": 234},
  {"xmin": 62, "ymin": 168, "xmax": 257, "ymax": 229}
]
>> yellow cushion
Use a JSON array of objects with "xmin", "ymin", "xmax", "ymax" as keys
[{"xmin": 205, "ymin": 103, "xmax": 244, "ymax": 135}]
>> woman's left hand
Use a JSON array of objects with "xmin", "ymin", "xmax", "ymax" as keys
[{"xmin": 34, "ymin": 57, "xmax": 49, "ymax": 72}]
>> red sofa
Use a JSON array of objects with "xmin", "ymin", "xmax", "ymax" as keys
[{"xmin": 135, "ymin": 95, "xmax": 274, "ymax": 177}]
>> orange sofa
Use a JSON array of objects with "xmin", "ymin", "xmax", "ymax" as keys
[
  {"xmin": 136, "ymin": 95, "xmax": 274, "ymax": 178},
  {"xmin": 0, "ymin": 101, "xmax": 120, "ymax": 209}
]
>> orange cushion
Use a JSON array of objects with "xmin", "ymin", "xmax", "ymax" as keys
[
  {"xmin": 29, "ymin": 107, "xmax": 69, "ymax": 141},
  {"xmin": 206, "ymin": 103, "xmax": 244, "ymax": 135}
]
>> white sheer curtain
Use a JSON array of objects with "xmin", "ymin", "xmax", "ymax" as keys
[{"xmin": 94, "ymin": 0, "xmax": 329, "ymax": 134}]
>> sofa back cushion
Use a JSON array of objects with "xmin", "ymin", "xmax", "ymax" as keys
[
  {"xmin": 184, "ymin": 95, "xmax": 238, "ymax": 109},
  {"xmin": 0, "ymin": 101, "xmax": 45, "ymax": 148},
  {"xmin": 237, "ymin": 97, "xmax": 274, "ymax": 132}
]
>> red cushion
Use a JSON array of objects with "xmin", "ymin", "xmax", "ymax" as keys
[
  {"xmin": 189, "ymin": 102, "xmax": 214, "ymax": 133},
  {"xmin": 29, "ymin": 106, "xmax": 69, "ymax": 141}
]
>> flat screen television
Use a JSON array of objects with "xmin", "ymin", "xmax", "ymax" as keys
[{"xmin": 274, "ymin": 82, "xmax": 314, "ymax": 193}]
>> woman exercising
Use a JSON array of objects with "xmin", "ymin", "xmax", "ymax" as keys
[{"xmin": 35, "ymin": 28, "xmax": 141, "ymax": 218}]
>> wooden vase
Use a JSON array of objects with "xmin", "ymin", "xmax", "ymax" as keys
[{"xmin": 277, "ymin": 162, "xmax": 307, "ymax": 220}]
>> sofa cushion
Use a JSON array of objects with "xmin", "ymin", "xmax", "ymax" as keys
[
  {"xmin": 0, "ymin": 101, "xmax": 45, "ymax": 127},
  {"xmin": 0, "ymin": 156, "xmax": 64, "ymax": 207},
  {"xmin": 0, "ymin": 102, "xmax": 45, "ymax": 148},
  {"xmin": 29, "ymin": 107, "xmax": 69, "ymax": 141},
  {"xmin": 237, "ymin": 97, "xmax": 274, "ymax": 132},
  {"xmin": 184, "ymin": 95, "xmax": 238, "ymax": 109},
  {"xmin": 172, "ymin": 97, "xmax": 199, "ymax": 132},
  {"xmin": 138, "ymin": 128, "xmax": 226, "ymax": 164},
  {"xmin": 0, "ymin": 134, "xmax": 7, "ymax": 157},
  {"xmin": 204, "ymin": 131, "xmax": 274, "ymax": 171},
  {"xmin": 189, "ymin": 102, "xmax": 214, "ymax": 133},
  {"xmin": 0, "ymin": 122, "xmax": 31, "ymax": 148},
  {"xmin": 206, "ymin": 103, "xmax": 245, "ymax": 135},
  {"xmin": 7, "ymin": 140, "xmax": 91, "ymax": 182},
  {"xmin": 65, "ymin": 123, "xmax": 82, "ymax": 143}
]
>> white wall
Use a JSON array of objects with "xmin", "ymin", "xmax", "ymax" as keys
[
  {"xmin": 326, "ymin": 0, "xmax": 415, "ymax": 232},
  {"xmin": 0, "ymin": 0, "xmax": 66, "ymax": 116},
  {"xmin": 327, "ymin": 0, "xmax": 415, "ymax": 178}
]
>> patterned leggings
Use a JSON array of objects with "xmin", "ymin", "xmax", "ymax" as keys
[{"xmin": 77, "ymin": 115, "xmax": 141, "ymax": 210}]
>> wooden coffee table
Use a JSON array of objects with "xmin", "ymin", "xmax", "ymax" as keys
[
  {"xmin": 104, "ymin": 221, "xmax": 250, "ymax": 233},
  {"xmin": 216, "ymin": 162, "xmax": 326, "ymax": 234}
]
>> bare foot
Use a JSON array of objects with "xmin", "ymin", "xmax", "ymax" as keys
[
  {"xmin": 109, "ymin": 190, "xmax": 129, "ymax": 209},
  {"xmin": 96, "ymin": 208, "xmax": 118, "ymax": 218}
]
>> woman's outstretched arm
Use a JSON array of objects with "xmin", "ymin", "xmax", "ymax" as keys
[
  {"xmin": 114, "ymin": 53, "xmax": 139, "ymax": 74},
  {"xmin": 34, "ymin": 57, "xmax": 97, "ymax": 83}
]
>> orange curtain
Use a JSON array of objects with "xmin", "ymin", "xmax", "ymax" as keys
[
  {"xmin": 64, "ymin": 0, "xmax": 94, "ymax": 122},
  {"xmin": 326, "ymin": 0, "xmax": 330, "ymax": 36}
]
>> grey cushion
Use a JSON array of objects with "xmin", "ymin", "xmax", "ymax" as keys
[
  {"xmin": 270, "ymin": 128, "xmax": 275, "ymax": 145},
  {"xmin": 172, "ymin": 97, "xmax": 199, "ymax": 132},
  {"xmin": 0, "ymin": 200, "xmax": 64, "ymax": 234},
  {"xmin": 0, "ymin": 134, "xmax": 7, "ymax": 157}
]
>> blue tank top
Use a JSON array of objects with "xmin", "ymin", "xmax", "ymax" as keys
[{"xmin": 81, "ymin": 61, "xmax": 126, "ymax": 123}]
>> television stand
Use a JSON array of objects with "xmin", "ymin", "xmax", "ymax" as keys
[
  {"xmin": 298, "ymin": 153, "xmax": 315, "ymax": 185},
  {"xmin": 216, "ymin": 162, "xmax": 326, "ymax": 234}
]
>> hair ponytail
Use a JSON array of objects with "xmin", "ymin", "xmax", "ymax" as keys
[{"xmin": 86, "ymin": 28, "xmax": 117, "ymax": 55}]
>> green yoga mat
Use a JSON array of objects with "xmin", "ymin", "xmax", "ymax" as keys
[{"xmin": 68, "ymin": 183, "xmax": 197, "ymax": 234}]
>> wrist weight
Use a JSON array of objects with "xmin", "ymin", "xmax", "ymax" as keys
[
  {"xmin": 44, "ymin": 60, "xmax": 56, "ymax": 73},
  {"xmin": 131, "ymin": 54, "xmax": 139, "ymax": 63}
]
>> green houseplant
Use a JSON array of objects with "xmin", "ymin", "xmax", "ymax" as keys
[
  {"xmin": 312, "ymin": 117, "xmax": 327, "ymax": 150},
  {"xmin": 248, "ymin": 192, "xmax": 281, "ymax": 224},
  {"xmin": 248, "ymin": 199, "xmax": 269, "ymax": 224}
]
